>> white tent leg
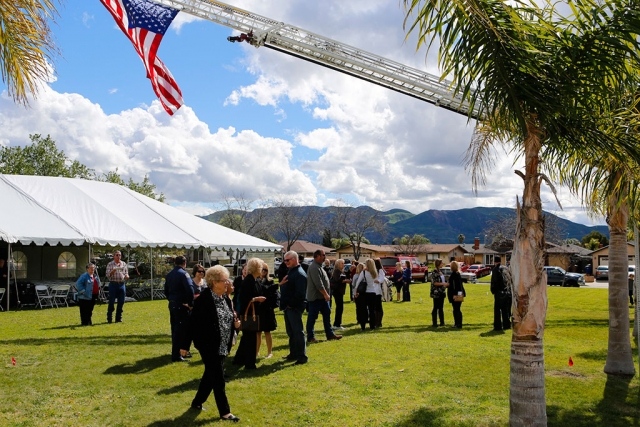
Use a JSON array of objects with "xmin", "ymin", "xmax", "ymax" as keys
[
  {"xmin": 6, "ymin": 244, "xmax": 10, "ymax": 312},
  {"xmin": 150, "ymin": 248, "xmax": 153, "ymax": 301}
]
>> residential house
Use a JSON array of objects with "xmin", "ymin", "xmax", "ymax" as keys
[
  {"xmin": 591, "ymin": 243, "xmax": 636, "ymax": 268},
  {"xmin": 279, "ymin": 240, "xmax": 335, "ymax": 260}
]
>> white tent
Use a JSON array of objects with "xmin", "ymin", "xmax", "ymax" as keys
[{"xmin": 0, "ymin": 174, "xmax": 282, "ymax": 309}]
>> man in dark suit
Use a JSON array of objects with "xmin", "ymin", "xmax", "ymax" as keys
[
  {"xmin": 165, "ymin": 256, "xmax": 195, "ymax": 362},
  {"xmin": 490, "ymin": 256, "xmax": 511, "ymax": 331}
]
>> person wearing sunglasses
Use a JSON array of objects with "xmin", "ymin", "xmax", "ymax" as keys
[{"xmin": 256, "ymin": 263, "xmax": 279, "ymax": 359}]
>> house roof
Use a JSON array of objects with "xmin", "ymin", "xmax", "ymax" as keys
[
  {"xmin": 590, "ymin": 242, "xmax": 635, "ymax": 255},
  {"xmin": 0, "ymin": 174, "xmax": 282, "ymax": 251},
  {"xmin": 424, "ymin": 244, "xmax": 466, "ymax": 253},
  {"xmin": 279, "ymin": 240, "xmax": 334, "ymax": 254}
]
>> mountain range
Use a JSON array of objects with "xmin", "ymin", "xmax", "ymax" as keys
[{"xmin": 204, "ymin": 206, "xmax": 609, "ymax": 245}]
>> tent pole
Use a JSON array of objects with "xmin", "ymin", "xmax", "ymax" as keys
[
  {"xmin": 150, "ymin": 247, "xmax": 153, "ymax": 301},
  {"xmin": 6, "ymin": 244, "xmax": 10, "ymax": 312}
]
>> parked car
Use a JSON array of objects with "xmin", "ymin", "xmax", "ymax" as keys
[
  {"xmin": 466, "ymin": 264, "xmax": 492, "ymax": 278},
  {"xmin": 595, "ymin": 265, "xmax": 609, "ymax": 280},
  {"xmin": 380, "ymin": 256, "xmax": 428, "ymax": 282},
  {"xmin": 543, "ymin": 266, "xmax": 585, "ymax": 287},
  {"xmin": 441, "ymin": 265, "xmax": 478, "ymax": 283},
  {"xmin": 629, "ymin": 265, "xmax": 636, "ymax": 278}
]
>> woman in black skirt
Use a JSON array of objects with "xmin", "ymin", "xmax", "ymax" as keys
[{"xmin": 256, "ymin": 263, "xmax": 279, "ymax": 358}]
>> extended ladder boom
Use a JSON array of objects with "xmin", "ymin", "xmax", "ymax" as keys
[{"xmin": 152, "ymin": 0, "xmax": 481, "ymax": 119}]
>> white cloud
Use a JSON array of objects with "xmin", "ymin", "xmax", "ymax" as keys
[
  {"xmin": 170, "ymin": 13, "xmax": 203, "ymax": 34},
  {"xmin": 82, "ymin": 12, "xmax": 94, "ymax": 28},
  {"xmin": 0, "ymin": 86, "xmax": 318, "ymax": 206},
  {"xmin": 108, "ymin": 88, "xmax": 118, "ymax": 94}
]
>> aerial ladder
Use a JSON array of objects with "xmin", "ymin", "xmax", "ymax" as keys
[{"xmin": 151, "ymin": 0, "xmax": 481, "ymax": 119}]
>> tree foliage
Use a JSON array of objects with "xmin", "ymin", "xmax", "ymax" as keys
[
  {"xmin": 393, "ymin": 234, "xmax": 430, "ymax": 255},
  {"xmin": 1, "ymin": 134, "xmax": 165, "ymax": 201},
  {"xmin": 581, "ymin": 231, "xmax": 609, "ymax": 248},
  {"xmin": 0, "ymin": 134, "xmax": 93, "ymax": 178},
  {"xmin": 331, "ymin": 202, "xmax": 386, "ymax": 261}
]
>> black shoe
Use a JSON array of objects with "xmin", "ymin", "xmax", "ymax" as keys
[
  {"xmin": 107, "ymin": 320, "xmax": 112, "ymax": 324},
  {"xmin": 183, "ymin": 352, "xmax": 192, "ymax": 358},
  {"xmin": 190, "ymin": 404, "xmax": 205, "ymax": 411},
  {"xmin": 172, "ymin": 357, "xmax": 188, "ymax": 362},
  {"xmin": 294, "ymin": 359, "xmax": 308, "ymax": 365},
  {"xmin": 221, "ymin": 414, "xmax": 240, "ymax": 422},
  {"xmin": 282, "ymin": 355, "xmax": 295, "ymax": 361},
  {"xmin": 115, "ymin": 320, "xmax": 123, "ymax": 323}
]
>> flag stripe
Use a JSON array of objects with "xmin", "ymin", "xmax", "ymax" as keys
[{"xmin": 100, "ymin": 0, "xmax": 183, "ymax": 115}]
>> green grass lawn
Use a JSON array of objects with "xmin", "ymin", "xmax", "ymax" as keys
[{"xmin": 1, "ymin": 284, "xmax": 638, "ymax": 426}]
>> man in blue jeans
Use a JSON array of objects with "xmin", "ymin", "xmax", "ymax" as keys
[
  {"xmin": 105, "ymin": 251, "xmax": 129, "ymax": 323},
  {"xmin": 279, "ymin": 251, "xmax": 308, "ymax": 365},
  {"xmin": 306, "ymin": 250, "xmax": 342, "ymax": 343}
]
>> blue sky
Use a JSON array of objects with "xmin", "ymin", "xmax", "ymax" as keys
[{"xmin": 0, "ymin": 0, "xmax": 606, "ymax": 227}]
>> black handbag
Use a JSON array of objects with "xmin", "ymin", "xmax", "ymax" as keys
[
  {"xmin": 356, "ymin": 273, "xmax": 368, "ymax": 294},
  {"xmin": 241, "ymin": 301, "xmax": 260, "ymax": 332}
]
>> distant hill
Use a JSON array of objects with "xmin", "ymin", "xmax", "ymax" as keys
[
  {"xmin": 388, "ymin": 207, "xmax": 609, "ymax": 244},
  {"xmin": 202, "ymin": 206, "xmax": 608, "ymax": 244}
]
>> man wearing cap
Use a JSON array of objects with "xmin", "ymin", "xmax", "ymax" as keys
[
  {"xmin": 490, "ymin": 256, "xmax": 511, "ymax": 331},
  {"xmin": 105, "ymin": 251, "xmax": 129, "ymax": 323}
]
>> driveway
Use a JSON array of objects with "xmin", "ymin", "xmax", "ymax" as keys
[{"xmin": 584, "ymin": 280, "xmax": 608, "ymax": 289}]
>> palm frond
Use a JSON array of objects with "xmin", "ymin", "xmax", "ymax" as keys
[{"xmin": 0, "ymin": 0, "xmax": 61, "ymax": 105}]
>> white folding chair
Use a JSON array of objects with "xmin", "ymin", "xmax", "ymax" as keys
[
  {"xmin": 0, "ymin": 288, "xmax": 5, "ymax": 311},
  {"xmin": 35, "ymin": 285, "xmax": 55, "ymax": 309},
  {"xmin": 51, "ymin": 285, "xmax": 71, "ymax": 308}
]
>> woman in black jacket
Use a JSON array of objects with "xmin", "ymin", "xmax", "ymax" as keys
[
  {"xmin": 447, "ymin": 261, "xmax": 466, "ymax": 329},
  {"xmin": 256, "ymin": 263, "xmax": 279, "ymax": 358},
  {"xmin": 232, "ymin": 258, "xmax": 266, "ymax": 369},
  {"xmin": 430, "ymin": 259, "xmax": 448, "ymax": 327},
  {"xmin": 190, "ymin": 265, "xmax": 241, "ymax": 422}
]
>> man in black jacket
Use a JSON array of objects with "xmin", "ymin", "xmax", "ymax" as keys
[
  {"xmin": 279, "ymin": 251, "xmax": 308, "ymax": 365},
  {"xmin": 165, "ymin": 256, "xmax": 195, "ymax": 362},
  {"xmin": 490, "ymin": 256, "xmax": 511, "ymax": 331}
]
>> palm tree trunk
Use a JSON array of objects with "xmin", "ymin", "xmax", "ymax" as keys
[
  {"xmin": 509, "ymin": 125, "xmax": 548, "ymax": 427},
  {"xmin": 604, "ymin": 186, "xmax": 635, "ymax": 376}
]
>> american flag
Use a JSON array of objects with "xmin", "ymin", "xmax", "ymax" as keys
[{"xmin": 100, "ymin": 0, "xmax": 184, "ymax": 115}]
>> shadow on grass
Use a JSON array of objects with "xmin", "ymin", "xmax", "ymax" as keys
[
  {"xmin": 158, "ymin": 359, "xmax": 292, "ymax": 396},
  {"xmin": 545, "ymin": 319, "xmax": 610, "ymax": 328},
  {"xmin": 576, "ymin": 348, "xmax": 608, "ymax": 361},
  {"xmin": 147, "ymin": 408, "xmax": 215, "ymax": 426},
  {"xmin": 0, "ymin": 334, "xmax": 170, "ymax": 346},
  {"xmin": 391, "ymin": 407, "xmax": 450, "ymax": 427},
  {"xmin": 104, "ymin": 354, "xmax": 177, "ymax": 375},
  {"xmin": 548, "ymin": 374, "xmax": 638, "ymax": 427}
]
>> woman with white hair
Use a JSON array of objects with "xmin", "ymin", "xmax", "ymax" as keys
[
  {"xmin": 232, "ymin": 258, "xmax": 266, "ymax": 370},
  {"xmin": 190, "ymin": 265, "xmax": 242, "ymax": 421}
]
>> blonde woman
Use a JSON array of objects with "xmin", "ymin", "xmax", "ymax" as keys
[
  {"xmin": 190, "ymin": 265, "xmax": 241, "ymax": 421},
  {"xmin": 256, "ymin": 262, "xmax": 278, "ymax": 358},
  {"xmin": 354, "ymin": 259, "xmax": 379, "ymax": 330},
  {"xmin": 447, "ymin": 261, "xmax": 466, "ymax": 328},
  {"xmin": 232, "ymin": 258, "xmax": 266, "ymax": 370}
]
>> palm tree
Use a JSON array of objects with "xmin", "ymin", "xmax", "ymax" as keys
[
  {"xmin": 403, "ymin": 1, "xmax": 640, "ymax": 425},
  {"xmin": 552, "ymin": 148, "xmax": 639, "ymax": 376},
  {"xmin": 0, "ymin": 0, "xmax": 61, "ymax": 105}
]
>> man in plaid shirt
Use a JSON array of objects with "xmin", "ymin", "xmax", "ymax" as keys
[{"xmin": 106, "ymin": 251, "xmax": 129, "ymax": 323}]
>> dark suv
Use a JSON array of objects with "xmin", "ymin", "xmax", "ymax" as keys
[{"xmin": 543, "ymin": 266, "xmax": 585, "ymax": 287}]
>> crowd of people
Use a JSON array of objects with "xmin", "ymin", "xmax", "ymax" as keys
[{"xmin": 73, "ymin": 250, "xmax": 513, "ymax": 421}]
